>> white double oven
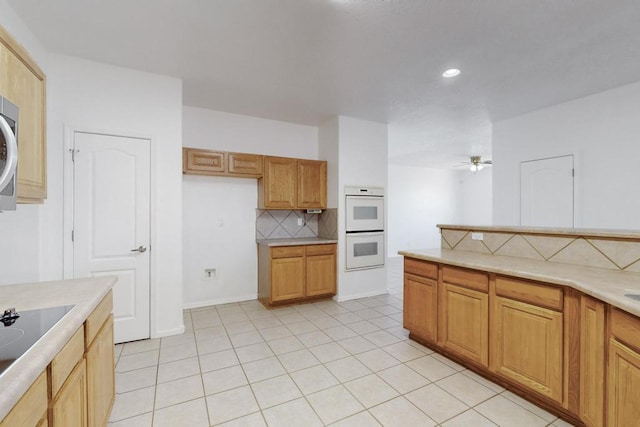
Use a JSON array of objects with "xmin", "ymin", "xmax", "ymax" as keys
[{"xmin": 345, "ymin": 186, "xmax": 385, "ymax": 270}]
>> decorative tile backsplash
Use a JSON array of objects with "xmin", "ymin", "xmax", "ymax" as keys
[
  {"xmin": 256, "ymin": 209, "xmax": 318, "ymax": 239},
  {"xmin": 441, "ymin": 228, "xmax": 640, "ymax": 272},
  {"xmin": 318, "ymin": 208, "xmax": 338, "ymax": 240}
]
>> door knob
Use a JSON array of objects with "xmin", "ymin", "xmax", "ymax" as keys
[{"xmin": 130, "ymin": 245, "xmax": 147, "ymax": 253}]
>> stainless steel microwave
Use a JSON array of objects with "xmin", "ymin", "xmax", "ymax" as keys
[{"xmin": 0, "ymin": 96, "xmax": 18, "ymax": 212}]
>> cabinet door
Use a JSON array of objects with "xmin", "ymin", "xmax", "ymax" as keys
[
  {"xmin": 182, "ymin": 148, "xmax": 225, "ymax": 175},
  {"xmin": 51, "ymin": 359, "xmax": 87, "ymax": 427},
  {"xmin": 440, "ymin": 282, "xmax": 488, "ymax": 366},
  {"xmin": 306, "ymin": 254, "xmax": 336, "ymax": 297},
  {"xmin": 261, "ymin": 157, "xmax": 296, "ymax": 209},
  {"xmin": 271, "ymin": 256, "xmax": 305, "ymax": 302},
  {"xmin": 492, "ymin": 296, "xmax": 564, "ymax": 403},
  {"xmin": 228, "ymin": 152, "xmax": 263, "ymax": 177},
  {"xmin": 297, "ymin": 160, "xmax": 326, "ymax": 209},
  {"xmin": 86, "ymin": 316, "xmax": 115, "ymax": 427},
  {"xmin": 608, "ymin": 339, "xmax": 640, "ymax": 427},
  {"xmin": 403, "ymin": 273, "xmax": 437, "ymax": 342},
  {"xmin": 580, "ymin": 296, "xmax": 605, "ymax": 427},
  {"xmin": 0, "ymin": 371, "xmax": 47, "ymax": 427},
  {"xmin": 0, "ymin": 27, "xmax": 47, "ymax": 202}
]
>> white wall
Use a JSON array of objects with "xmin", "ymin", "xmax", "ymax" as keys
[
  {"xmin": 336, "ymin": 116, "xmax": 389, "ymax": 300},
  {"xmin": 387, "ymin": 165, "xmax": 459, "ymax": 255},
  {"xmin": 38, "ymin": 53, "xmax": 183, "ymax": 338},
  {"xmin": 493, "ymin": 80, "xmax": 640, "ymax": 229},
  {"xmin": 0, "ymin": 1, "xmax": 48, "ymax": 285},
  {"xmin": 318, "ymin": 117, "xmax": 339, "ymax": 209},
  {"xmin": 387, "ymin": 165, "xmax": 492, "ymax": 257},
  {"xmin": 457, "ymin": 167, "xmax": 493, "ymax": 226},
  {"xmin": 182, "ymin": 106, "xmax": 318, "ymax": 308}
]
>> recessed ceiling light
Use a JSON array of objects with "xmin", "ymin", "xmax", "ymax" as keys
[{"xmin": 442, "ymin": 68, "xmax": 461, "ymax": 78}]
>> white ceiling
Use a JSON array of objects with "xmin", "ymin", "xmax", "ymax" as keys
[{"xmin": 9, "ymin": 0, "xmax": 640, "ymax": 168}]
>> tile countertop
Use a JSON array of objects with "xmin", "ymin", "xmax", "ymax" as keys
[
  {"xmin": 257, "ymin": 237, "xmax": 338, "ymax": 247},
  {"xmin": 398, "ymin": 248, "xmax": 640, "ymax": 318},
  {"xmin": 0, "ymin": 276, "xmax": 117, "ymax": 420}
]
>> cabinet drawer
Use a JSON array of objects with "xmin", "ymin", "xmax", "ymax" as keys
[
  {"xmin": 271, "ymin": 246, "xmax": 305, "ymax": 259},
  {"xmin": 228, "ymin": 152, "xmax": 263, "ymax": 177},
  {"xmin": 0, "ymin": 371, "xmax": 47, "ymax": 427},
  {"xmin": 495, "ymin": 276, "xmax": 563, "ymax": 311},
  {"xmin": 51, "ymin": 326, "xmax": 85, "ymax": 397},
  {"xmin": 442, "ymin": 266, "xmax": 488, "ymax": 293},
  {"xmin": 611, "ymin": 308, "xmax": 640, "ymax": 353},
  {"xmin": 404, "ymin": 258, "xmax": 438, "ymax": 279},
  {"xmin": 306, "ymin": 244, "xmax": 335, "ymax": 256},
  {"xmin": 86, "ymin": 290, "xmax": 113, "ymax": 347}
]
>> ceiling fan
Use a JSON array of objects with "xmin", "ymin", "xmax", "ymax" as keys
[{"xmin": 461, "ymin": 156, "xmax": 492, "ymax": 172}]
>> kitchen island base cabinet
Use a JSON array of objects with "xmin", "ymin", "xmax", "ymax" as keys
[
  {"xmin": 259, "ymin": 244, "xmax": 336, "ymax": 307},
  {"xmin": 0, "ymin": 371, "xmax": 48, "ymax": 427},
  {"xmin": 51, "ymin": 360, "xmax": 87, "ymax": 427},
  {"xmin": 608, "ymin": 308, "xmax": 640, "ymax": 427},
  {"xmin": 491, "ymin": 296, "xmax": 564, "ymax": 403},
  {"xmin": 439, "ymin": 266, "xmax": 489, "ymax": 367},
  {"xmin": 580, "ymin": 296, "xmax": 605, "ymax": 427},
  {"xmin": 403, "ymin": 258, "xmax": 438, "ymax": 343},
  {"xmin": 86, "ymin": 315, "xmax": 115, "ymax": 427}
]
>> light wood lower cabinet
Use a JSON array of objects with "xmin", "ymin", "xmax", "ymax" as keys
[
  {"xmin": 0, "ymin": 371, "xmax": 47, "ymax": 427},
  {"xmin": 607, "ymin": 308, "xmax": 640, "ymax": 427},
  {"xmin": 580, "ymin": 296, "xmax": 605, "ymax": 427},
  {"xmin": 492, "ymin": 296, "xmax": 564, "ymax": 403},
  {"xmin": 86, "ymin": 316, "xmax": 115, "ymax": 427},
  {"xmin": 439, "ymin": 266, "xmax": 489, "ymax": 367},
  {"xmin": 51, "ymin": 360, "xmax": 87, "ymax": 427},
  {"xmin": 259, "ymin": 244, "xmax": 336, "ymax": 306},
  {"xmin": 404, "ymin": 273, "xmax": 437, "ymax": 342},
  {"xmin": 440, "ymin": 282, "xmax": 488, "ymax": 366},
  {"xmin": 0, "ymin": 292, "xmax": 114, "ymax": 427}
]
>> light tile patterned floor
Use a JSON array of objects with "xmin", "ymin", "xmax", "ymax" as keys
[{"xmin": 108, "ymin": 261, "xmax": 574, "ymax": 426}]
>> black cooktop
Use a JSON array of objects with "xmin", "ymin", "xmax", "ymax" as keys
[{"xmin": 0, "ymin": 305, "xmax": 74, "ymax": 376}]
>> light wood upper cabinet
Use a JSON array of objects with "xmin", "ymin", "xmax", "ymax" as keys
[
  {"xmin": 182, "ymin": 148, "xmax": 225, "ymax": 175},
  {"xmin": 227, "ymin": 152, "xmax": 263, "ymax": 177},
  {"xmin": 259, "ymin": 156, "xmax": 327, "ymax": 209},
  {"xmin": 259, "ymin": 156, "xmax": 297, "ymax": 209},
  {"xmin": 86, "ymin": 315, "xmax": 115, "ymax": 427},
  {"xmin": 297, "ymin": 159, "xmax": 326, "ymax": 209},
  {"xmin": 51, "ymin": 360, "xmax": 87, "ymax": 427},
  {"xmin": 580, "ymin": 296, "xmax": 605, "ymax": 427},
  {"xmin": 0, "ymin": 25, "xmax": 47, "ymax": 203}
]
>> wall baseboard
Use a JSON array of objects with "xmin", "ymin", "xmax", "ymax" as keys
[
  {"xmin": 183, "ymin": 294, "xmax": 258, "ymax": 310},
  {"xmin": 152, "ymin": 325, "xmax": 185, "ymax": 339},
  {"xmin": 336, "ymin": 289, "xmax": 388, "ymax": 302}
]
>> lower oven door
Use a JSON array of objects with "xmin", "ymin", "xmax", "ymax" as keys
[{"xmin": 346, "ymin": 232, "xmax": 385, "ymax": 270}]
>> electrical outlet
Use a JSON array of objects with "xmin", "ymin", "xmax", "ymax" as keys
[
  {"xmin": 204, "ymin": 268, "xmax": 217, "ymax": 279},
  {"xmin": 297, "ymin": 218, "xmax": 304, "ymax": 226},
  {"xmin": 471, "ymin": 232, "xmax": 484, "ymax": 241}
]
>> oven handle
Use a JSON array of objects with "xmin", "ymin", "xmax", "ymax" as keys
[{"xmin": 0, "ymin": 115, "xmax": 18, "ymax": 193}]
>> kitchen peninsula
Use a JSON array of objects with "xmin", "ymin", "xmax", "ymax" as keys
[
  {"xmin": 0, "ymin": 276, "xmax": 116, "ymax": 426},
  {"xmin": 399, "ymin": 225, "xmax": 640, "ymax": 427}
]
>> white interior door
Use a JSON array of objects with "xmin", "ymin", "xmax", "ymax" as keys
[
  {"xmin": 520, "ymin": 155, "xmax": 574, "ymax": 227},
  {"xmin": 73, "ymin": 132, "xmax": 151, "ymax": 343}
]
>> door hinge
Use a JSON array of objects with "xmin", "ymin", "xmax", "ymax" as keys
[
  {"xmin": 69, "ymin": 148, "xmax": 79, "ymax": 162},
  {"xmin": 572, "ymin": 168, "xmax": 575, "ymax": 177},
  {"xmin": 71, "ymin": 230, "xmax": 74, "ymax": 242}
]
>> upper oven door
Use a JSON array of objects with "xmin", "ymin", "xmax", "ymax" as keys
[{"xmin": 346, "ymin": 195, "xmax": 384, "ymax": 232}]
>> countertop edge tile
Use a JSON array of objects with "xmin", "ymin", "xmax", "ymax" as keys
[
  {"xmin": 0, "ymin": 275, "xmax": 117, "ymax": 420},
  {"xmin": 399, "ymin": 248, "xmax": 640, "ymax": 318},
  {"xmin": 437, "ymin": 224, "xmax": 640, "ymax": 240},
  {"xmin": 257, "ymin": 238, "xmax": 338, "ymax": 247}
]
